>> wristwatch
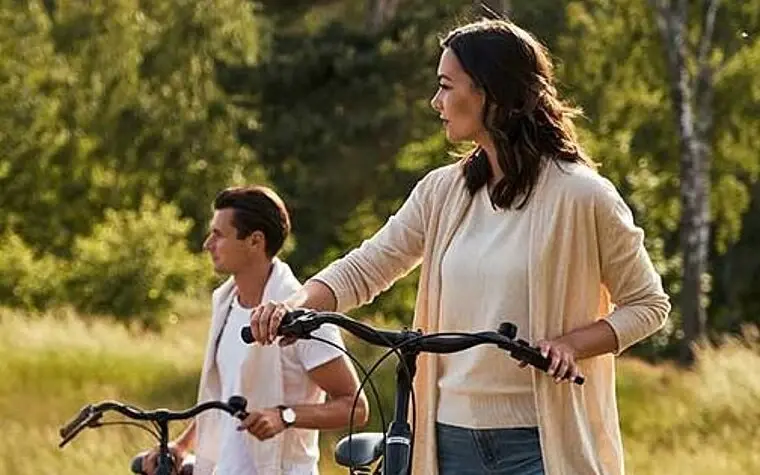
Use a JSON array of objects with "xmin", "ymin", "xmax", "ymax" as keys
[{"xmin": 277, "ymin": 405, "xmax": 296, "ymax": 428}]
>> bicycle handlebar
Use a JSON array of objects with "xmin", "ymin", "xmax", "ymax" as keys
[
  {"xmin": 59, "ymin": 396, "xmax": 249, "ymax": 448},
  {"xmin": 241, "ymin": 310, "xmax": 584, "ymax": 385}
]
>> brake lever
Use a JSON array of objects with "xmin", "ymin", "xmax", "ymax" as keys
[
  {"xmin": 60, "ymin": 405, "xmax": 93, "ymax": 439},
  {"xmin": 241, "ymin": 309, "xmax": 317, "ymax": 344},
  {"xmin": 58, "ymin": 411, "xmax": 103, "ymax": 448},
  {"xmin": 278, "ymin": 313, "xmax": 322, "ymax": 339}
]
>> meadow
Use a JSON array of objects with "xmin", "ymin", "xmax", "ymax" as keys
[{"xmin": 2, "ymin": 305, "xmax": 759, "ymax": 474}]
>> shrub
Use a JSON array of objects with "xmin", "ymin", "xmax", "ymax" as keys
[
  {"xmin": 67, "ymin": 198, "xmax": 214, "ymax": 328},
  {"xmin": 0, "ymin": 231, "xmax": 66, "ymax": 310}
]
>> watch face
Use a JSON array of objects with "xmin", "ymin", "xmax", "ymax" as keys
[{"xmin": 282, "ymin": 407, "xmax": 296, "ymax": 424}]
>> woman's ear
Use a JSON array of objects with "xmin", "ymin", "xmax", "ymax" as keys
[{"xmin": 485, "ymin": 101, "xmax": 501, "ymax": 128}]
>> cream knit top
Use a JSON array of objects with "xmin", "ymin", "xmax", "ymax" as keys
[{"xmin": 437, "ymin": 185, "xmax": 536, "ymax": 428}]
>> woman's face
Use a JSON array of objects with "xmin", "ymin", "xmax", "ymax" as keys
[{"xmin": 430, "ymin": 48, "xmax": 487, "ymax": 143}]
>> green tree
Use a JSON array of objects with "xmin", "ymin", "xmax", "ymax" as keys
[
  {"xmin": 0, "ymin": 0, "xmax": 265, "ymax": 255},
  {"xmin": 557, "ymin": 0, "xmax": 760, "ymax": 358},
  {"xmin": 227, "ymin": 1, "xmax": 466, "ymax": 276}
]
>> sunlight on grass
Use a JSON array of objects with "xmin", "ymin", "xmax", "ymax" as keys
[
  {"xmin": 0, "ymin": 307, "xmax": 207, "ymax": 474},
  {"xmin": 618, "ymin": 331, "xmax": 760, "ymax": 475},
  {"xmin": 2, "ymin": 306, "xmax": 759, "ymax": 475}
]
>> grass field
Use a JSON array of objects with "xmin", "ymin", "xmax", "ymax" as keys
[{"xmin": 1, "ymin": 305, "xmax": 759, "ymax": 474}]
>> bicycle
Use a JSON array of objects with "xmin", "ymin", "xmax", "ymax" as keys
[
  {"xmin": 58, "ymin": 395, "xmax": 249, "ymax": 475},
  {"xmin": 241, "ymin": 310, "xmax": 585, "ymax": 475}
]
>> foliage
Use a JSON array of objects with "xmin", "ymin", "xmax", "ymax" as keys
[
  {"xmin": 0, "ymin": 0, "xmax": 265, "ymax": 256},
  {"xmin": 0, "ymin": 231, "xmax": 66, "ymax": 310},
  {"xmin": 0, "ymin": 0, "xmax": 758, "ymax": 351},
  {"xmin": 66, "ymin": 199, "xmax": 215, "ymax": 328},
  {"xmin": 554, "ymin": 0, "xmax": 760, "ymax": 354},
  {"xmin": 225, "ymin": 0, "xmax": 467, "ymax": 273}
]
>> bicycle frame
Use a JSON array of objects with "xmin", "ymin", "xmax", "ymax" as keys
[{"xmin": 241, "ymin": 311, "xmax": 584, "ymax": 475}]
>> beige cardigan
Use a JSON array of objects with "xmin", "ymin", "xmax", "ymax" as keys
[{"xmin": 312, "ymin": 160, "xmax": 670, "ymax": 474}]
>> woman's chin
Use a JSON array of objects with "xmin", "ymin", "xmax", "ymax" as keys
[
  {"xmin": 445, "ymin": 132, "xmax": 470, "ymax": 144},
  {"xmin": 444, "ymin": 129, "xmax": 461, "ymax": 142},
  {"xmin": 443, "ymin": 126, "xmax": 475, "ymax": 143}
]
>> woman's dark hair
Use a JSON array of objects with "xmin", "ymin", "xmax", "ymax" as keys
[
  {"xmin": 441, "ymin": 19, "xmax": 594, "ymax": 209},
  {"xmin": 213, "ymin": 186, "xmax": 291, "ymax": 258}
]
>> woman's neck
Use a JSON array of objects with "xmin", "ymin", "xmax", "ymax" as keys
[{"xmin": 478, "ymin": 138, "xmax": 504, "ymax": 185}]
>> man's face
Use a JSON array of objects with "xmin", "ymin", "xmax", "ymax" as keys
[{"xmin": 202, "ymin": 209, "xmax": 260, "ymax": 274}]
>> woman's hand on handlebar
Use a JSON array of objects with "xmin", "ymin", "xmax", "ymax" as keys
[
  {"xmin": 249, "ymin": 300, "xmax": 291, "ymax": 345},
  {"xmin": 521, "ymin": 339, "xmax": 580, "ymax": 384}
]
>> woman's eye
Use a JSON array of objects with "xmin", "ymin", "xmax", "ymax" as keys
[{"xmin": 438, "ymin": 83, "xmax": 451, "ymax": 90}]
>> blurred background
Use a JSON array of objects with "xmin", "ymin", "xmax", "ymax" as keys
[{"xmin": 1, "ymin": 0, "xmax": 759, "ymax": 473}]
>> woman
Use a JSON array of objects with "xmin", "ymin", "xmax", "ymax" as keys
[{"xmin": 249, "ymin": 19, "xmax": 670, "ymax": 475}]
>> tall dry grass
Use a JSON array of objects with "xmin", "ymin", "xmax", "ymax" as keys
[{"xmin": 1, "ymin": 307, "xmax": 758, "ymax": 474}]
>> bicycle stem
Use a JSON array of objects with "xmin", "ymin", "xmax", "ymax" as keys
[
  {"xmin": 156, "ymin": 419, "xmax": 174, "ymax": 475},
  {"xmin": 383, "ymin": 337, "xmax": 419, "ymax": 475}
]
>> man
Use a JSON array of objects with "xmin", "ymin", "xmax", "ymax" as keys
[{"xmin": 142, "ymin": 186, "xmax": 369, "ymax": 475}]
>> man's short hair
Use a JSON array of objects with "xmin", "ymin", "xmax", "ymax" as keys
[{"xmin": 213, "ymin": 186, "xmax": 291, "ymax": 258}]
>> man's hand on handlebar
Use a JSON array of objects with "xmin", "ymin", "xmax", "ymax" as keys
[
  {"xmin": 237, "ymin": 407, "xmax": 287, "ymax": 440},
  {"xmin": 249, "ymin": 300, "xmax": 293, "ymax": 346},
  {"xmin": 139, "ymin": 442, "xmax": 187, "ymax": 475}
]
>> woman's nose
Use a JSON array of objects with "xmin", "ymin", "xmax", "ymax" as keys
[{"xmin": 430, "ymin": 91, "xmax": 441, "ymax": 112}]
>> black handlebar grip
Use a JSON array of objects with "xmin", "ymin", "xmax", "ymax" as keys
[
  {"xmin": 228, "ymin": 395, "xmax": 249, "ymax": 419},
  {"xmin": 510, "ymin": 338, "xmax": 585, "ymax": 385},
  {"xmin": 240, "ymin": 309, "xmax": 310, "ymax": 344},
  {"xmin": 241, "ymin": 326, "xmax": 254, "ymax": 344},
  {"xmin": 60, "ymin": 405, "xmax": 93, "ymax": 439},
  {"xmin": 497, "ymin": 322, "xmax": 517, "ymax": 339}
]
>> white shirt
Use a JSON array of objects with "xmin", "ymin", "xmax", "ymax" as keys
[
  {"xmin": 214, "ymin": 295, "xmax": 345, "ymax": 475},
  {"xmin": 215, "ymin": 296, "xmax": 259, "ymax": 475}
]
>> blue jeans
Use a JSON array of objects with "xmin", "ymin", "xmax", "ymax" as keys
[{"xmin": 436, "ymin": 423, "xmax": 545, "ymax": 475}]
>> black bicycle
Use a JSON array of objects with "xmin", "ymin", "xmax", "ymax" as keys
[
  {"xmin": 58, "ymin": 396, "xmax": 249, "ymax": 475},
  {"xmin": 241, "ymin": 311, "xmax": 584, "ymax": 475}
]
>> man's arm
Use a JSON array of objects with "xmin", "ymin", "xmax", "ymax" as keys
[
  {"xmin": 290, "ymin": 354, "xmax": 369, "ymax": 429},
  {"xmin": 239, "ymin": 355, "xmax": 369, "ymax": 439},
  {"xmin": 171, "ymin": 419, "xmax": 196, "ymax": 455}
]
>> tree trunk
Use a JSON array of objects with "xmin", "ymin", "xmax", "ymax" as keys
[
  {"xmin": 366, "ymin": 0, "xmax": 401, "ymax": 33},
  {"xmin": 649, "ymin": 0, "xmax": 719, "ymax": 365},
  {"xmin": 478, "ymin": 0, "xmax": 512, "ymax": 17}
]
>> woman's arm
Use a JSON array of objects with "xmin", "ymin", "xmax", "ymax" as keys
[
  {"xmin": 537, "ymin": 320, "xmax": 619, "ymax": 383},
  {"xmin": 594, "ymin": 180, "xmax": 671, "ymax": 353},
  {"xmin": 284, "ymin": 280, "xmax": 337, "ymax": 312},
  {"xmin": 539, "ymin": 179, "xmax": 670, "ymax": 383},
  {"xmin": 251, "ymin": 172, "xmax": 436, "ymax": 344}
]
